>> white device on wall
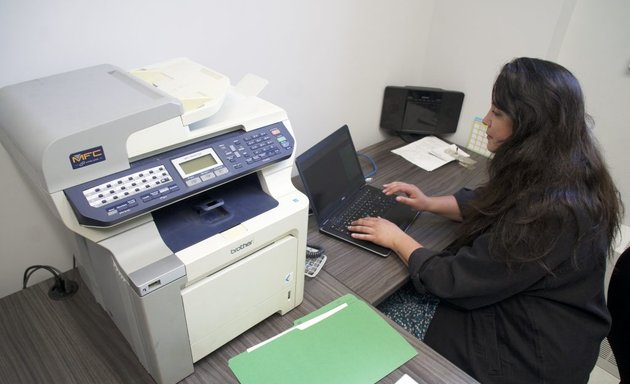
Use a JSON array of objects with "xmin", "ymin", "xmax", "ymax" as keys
[{"xmin": 0, "ymin": 58, "xmax": 309, "ymax": 384}]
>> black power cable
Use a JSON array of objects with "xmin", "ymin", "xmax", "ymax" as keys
[{"xmin": 22, "ymin": 265, "xmax": 79, "ymax": 300}]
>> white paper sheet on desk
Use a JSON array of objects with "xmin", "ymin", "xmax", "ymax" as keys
[
  {"xmin": 392, "ymin": 136, "xmax": 462, "ymax": 172},
  {"xmin": 396, "ymin": 374, "xmax": 420, "ymax": 384}
]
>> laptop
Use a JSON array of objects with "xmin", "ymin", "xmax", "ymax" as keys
[{"xmin": 295, "ymin": 125, "xmax": 419, "ymax": 257}]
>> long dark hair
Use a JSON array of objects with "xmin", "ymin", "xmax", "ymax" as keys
[{"xmin": 456, "ymin": 57, "xmax": 622, "ymax": 267}]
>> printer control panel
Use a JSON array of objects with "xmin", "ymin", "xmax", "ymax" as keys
[{"xmin": 64, "ymin": 122, "xmax": 294, "ymax": 227}]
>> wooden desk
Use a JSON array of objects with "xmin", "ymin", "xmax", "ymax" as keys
[
  {"xmin": 298, "ymin": 136, "xmax": 488, "ymax": 305},
  {"xmin": 0, "ymin": 136, "xmax": 486, "ymax": 384}
]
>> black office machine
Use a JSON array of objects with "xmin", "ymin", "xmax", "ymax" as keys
[{"xmin": 380, "ymin": 86, "xmax": 464, "ymax": 139}]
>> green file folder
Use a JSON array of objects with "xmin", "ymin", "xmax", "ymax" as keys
[{"xmin": 228, "ymin": 294, "xmax": 418, "ymax": 384}]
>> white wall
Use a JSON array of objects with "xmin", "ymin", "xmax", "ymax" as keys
[{"xmin": 1, "ymin": 0, "xmax": 628, "ymax": 298}]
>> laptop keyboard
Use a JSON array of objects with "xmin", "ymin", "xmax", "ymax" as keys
[{"xmin": 328, "ymin": 188, "xmax": 397, "ymax": 235}]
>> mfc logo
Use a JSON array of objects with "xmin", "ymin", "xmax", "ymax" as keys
[{"xmin": 70, "ymin": 146, "xmax": 106, "ymax": 169}]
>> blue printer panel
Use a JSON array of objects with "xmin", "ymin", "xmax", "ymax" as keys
[{"xmin": 64, "ymin": 122, "xmax": 294, "ymax": 227}]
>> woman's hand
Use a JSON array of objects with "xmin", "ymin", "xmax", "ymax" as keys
[
  {"xmin": 382, "ymin": 182, "xmax": 430, "ymax": 211},
  {"xmin": 348, "ymin": 216, "xmax": 422, "ymax": 265},
  {"xmin": 383, "ymin": 181, "xmax": 463, "ymax": 222}
]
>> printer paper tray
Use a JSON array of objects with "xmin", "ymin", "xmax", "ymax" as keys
[{"xmin": 181, "ymin": 235, "xmax": 298, "ymax": 361}]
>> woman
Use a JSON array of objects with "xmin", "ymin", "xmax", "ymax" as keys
[{"xmin": 348, "ymin": 57, "xmax": 623, "ymax": 383}]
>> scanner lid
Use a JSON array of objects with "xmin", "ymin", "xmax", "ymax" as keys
[{"xmin": 0, "ymin": 64, "xmax": 183, "ymax": 193}]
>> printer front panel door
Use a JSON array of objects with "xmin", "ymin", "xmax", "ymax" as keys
[{"xmin": 181, "ymin": 235, "xmax": 298, "ymax": 362}]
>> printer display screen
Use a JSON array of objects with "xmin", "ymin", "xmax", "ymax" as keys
[
  {"xmin": 171, "ymin": 146, "xmax": 224, "ymax": 180},
  {"xmin": 180, "ymin": 154, "xmax": 218, "ymax": 175}
]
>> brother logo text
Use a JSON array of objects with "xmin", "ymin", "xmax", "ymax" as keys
[{"xmin": 231, "ymin": 240, "xmax": 253, "ymax": 254}]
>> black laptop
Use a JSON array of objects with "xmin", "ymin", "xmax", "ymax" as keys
[{"xmin": 295, "ymin": 125, "xmax": 419, "ymax": 257}]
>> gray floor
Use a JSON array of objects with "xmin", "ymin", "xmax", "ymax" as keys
[{"xmin": 0, "ymin": 269, "xmax": 154, "ymax": 384}]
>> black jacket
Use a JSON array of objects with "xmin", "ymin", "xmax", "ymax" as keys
[{"xmin": 408, "ymin": 189, "xmax": 610, "ymax": 383}]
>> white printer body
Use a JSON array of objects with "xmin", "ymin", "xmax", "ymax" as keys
[{"xmin": 0, "ymin": 59, "xmax": 309, "ymax": 383}]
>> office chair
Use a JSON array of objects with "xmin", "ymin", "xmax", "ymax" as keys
[{"xmin": 608, "ymin": 247, "xmax": 630, "ymax": 383}]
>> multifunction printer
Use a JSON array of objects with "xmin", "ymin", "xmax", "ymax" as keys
[{"xmin": 0, "ymin": 58, "xmax": 309, "ymax": 383}]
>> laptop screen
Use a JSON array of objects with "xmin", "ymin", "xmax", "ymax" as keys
[{"xmin": 296, "ymin": 125, "xmax": 365, "ymax": 222}]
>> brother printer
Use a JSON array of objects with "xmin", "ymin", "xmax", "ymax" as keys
[{"xmin": 0, "ymin": 58, "xmax": 309, "ymax": 383}]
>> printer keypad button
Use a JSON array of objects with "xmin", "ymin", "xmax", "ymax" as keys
[
  {"xmin": 186, "ymin": 177, "xmax": 202, "ymax": 187},
  {"xmin": 214, "ymin": 167, "xmax": 228, "ymax": 176},
  {"xmin": 201, "ymin": 173, "xmax": 215, "ymax": 182},
  {"xmin": 82, "ymin": 164, "xmax": 175, "ymax": 209}
]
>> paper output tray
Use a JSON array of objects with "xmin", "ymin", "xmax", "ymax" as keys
[{"xmin": 152, "ymin": 173, "xmax": 278, "ymax": 252}]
